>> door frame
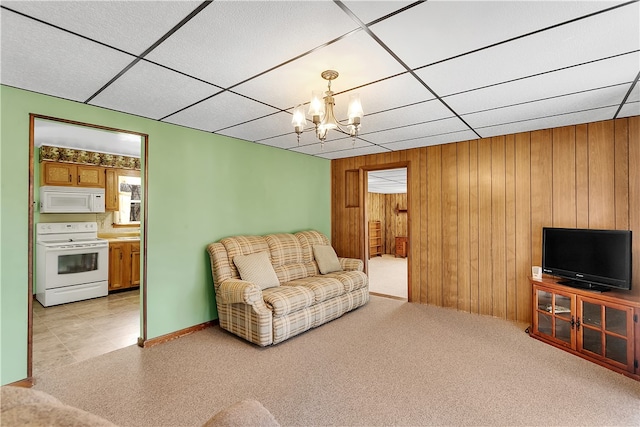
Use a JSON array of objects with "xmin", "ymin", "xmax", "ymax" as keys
[
  {"xmin": 361, "ymin": 161, "xmax": 411, "ymax": 301},
  {"xmin": 27, "ymin": 114, "xmax": 149, "ymax": 382}
]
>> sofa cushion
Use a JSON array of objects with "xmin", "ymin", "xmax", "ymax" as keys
[
  {"xmin": 283, "ymin": 276, "xmax": 345, "ymax": 304},
  {"xmin": 221, "ymin": 235, "xmax": 270, "ymax": 279},
  {"xmin": 295, "ymin": 230, "xmax": 331, "ymax": 263},
  {"xmin": 313, "ymin": 245, "xmax": 343, "ymax": 274},
  {"xmin": 262, "ymin": 286, "xmax": 314, "ymax": 316},
  {"xmin": 265, "ymin": 234, "xmax": 309, "ymax": 282},
  {"xmin": 233, "ymin": 252, "xmax": 279, "ymax": 290},
  {"xmin": 322, "ymin": 270, "xmax": 368, "ymax": 293}
]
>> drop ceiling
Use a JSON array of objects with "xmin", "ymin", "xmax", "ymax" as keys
[{"xmin": 2, "ymin": 1, "xmax": 638, "ymax": 161}]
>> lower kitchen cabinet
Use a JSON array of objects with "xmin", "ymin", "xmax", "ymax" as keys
[{"xmin": 108, "ymin": 241, "xmax": 140, "ymax": 291}]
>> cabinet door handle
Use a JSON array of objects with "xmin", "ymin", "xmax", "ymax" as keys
[
  {"xmin": 69, "ymin": 174, "xmax": 72, "ymax": 182},
  {"xmin": 570, "ymin": 316, "xmax": 575, "ymax": 329},
  {"xmin": 576, "ymin": 317, "xmax": 581, "ymax": 331}
]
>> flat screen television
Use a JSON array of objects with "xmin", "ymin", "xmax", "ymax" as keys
[{"xmin": 542, "ymin": 227, "xmax": 632, "ymax": 292}]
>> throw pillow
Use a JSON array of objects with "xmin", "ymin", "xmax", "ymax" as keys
[
  {"xmin": 233, "ymin": 251, "xmax": 280, "ymax": 290},
  {"xmin": 313, "ymin": 245, "xmax": 343, "ymax": 274}
]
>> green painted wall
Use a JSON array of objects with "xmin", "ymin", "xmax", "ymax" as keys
[{"xmin": 0, "ymin": 85, "xmax": 331, "ymax": 385}]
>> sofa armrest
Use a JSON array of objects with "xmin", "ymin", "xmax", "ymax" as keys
[
  {"xmin": 339, "ymin": 257, "xmax": 364, "ymax": 272},
  {"xmin": 217, "ymin": 280, "xmax": 263, "ymax": 305}
]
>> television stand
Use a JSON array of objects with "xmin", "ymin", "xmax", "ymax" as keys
[
  {"xmin": 529, "ymin": 277, "xmax": 640, "ymax": 381},
  {"xmin": 556, "ymin": 279, "xmax": 609, "ymax": 292}
]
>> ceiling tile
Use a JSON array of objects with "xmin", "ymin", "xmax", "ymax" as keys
[
  {"xmin": 347, "ymin": 73, "xmax": 434, "ymax": 115},
  {"xmin": 416, "ymin": 3, "xmax": 639, "ymax": 97},
  {"xmin": 463, "ymin": 84, "xmax": 629, "ymax": 129},
  {"xmin": 145, "ymin": 1, "xmax": 358, "ymax": 88},
  {"xmin": 254, "ymin": 134, "xmax": 301, "ymax": 151},
  {"xmin": 162, "ymin": 92, "xmax": 279, "ymax": 133},
  {"xmin": 291, "ymin": 137, "xmax": 378, "ymax": 157},
  {"xmin": 362, "ymin": 99, "xmax": 455, "ymax": 134},
  {"xmin": 370, "ymin": 1, "xmax": 620, "ymax": 68},
  {"xmin": 342, "ymin": 1, "xmax": 414, "ymax": 25},
  {"xmin": 0, "ymin": 10, "xmax": 134, "ymax": 102},
  {"xmin": 90, "ymin": 60, "xmax": 221, "ymax": 120},
  {"xmin": 444, "ymin": 52, "xmax": 639, "ymax": 115},
  {"xmin": 312, "ymin": 144, "xmax": 391, "ymax": 160},
  {"xmin": 233, "ymin": 30, "xmax": 406, "ymax": 111},
  {"xmin": 1, "ymin": 1, "xmax": 201, "ymax": 55},
  {"xmin": 220, "ymin": 112, "xmax": 293, "ymax": 143},
  {"xmin": 381, "ymin": 129, "xmax": 479, "ymax": 151},
  {"xmin": 363, "ymin": 116, "xmax": 471, "ymax": 145},
  {"xmin": 617, "ymin": 84, "xmax": 640, "ymax": 118},
  {"xmin": 476, "ymin": 106, "xmax": 619, "ymax": 138}
]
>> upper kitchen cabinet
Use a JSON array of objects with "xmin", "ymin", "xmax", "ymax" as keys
[{"xmin": 40, "ymin": 161, "xmax": 105, "ymax": 188}]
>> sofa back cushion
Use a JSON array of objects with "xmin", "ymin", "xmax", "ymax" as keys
[
  {"xmin": 220, "ymin": 235, "xmax": 270, "ymax": 280},
  {"xmin": 265, "ymin": 233, "xmax": 309, "ymax": 283}
]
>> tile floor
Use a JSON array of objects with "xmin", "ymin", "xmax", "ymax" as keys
[{"xmin": 32, "ymin": 289, "xmax": 140, "ymax": 375}]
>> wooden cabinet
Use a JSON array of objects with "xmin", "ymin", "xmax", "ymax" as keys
[
  {"xmin": 530, "ymin": 278, "xmax": 639, "ymax": 380},
  {"xmin": 40, "ymin": 162, "xmax": 104, "ymax": 187},
  {"xmin": 105, "ymin": 169, "xmax": 118, "ymax": 210},
  {"xmin": 105, "ymin": 168, "xmax": 140, "ymax": 211},
  {"xmin": 109, "ymin": 241, "xmax": 141, "ymax": 291},
  {"xmin": 395, "ymin": 236, "xmax": 408, "ymax": 258},
  {"xmin": 369, "ymin": 221, "xmax": 382, "ymax": 258}
]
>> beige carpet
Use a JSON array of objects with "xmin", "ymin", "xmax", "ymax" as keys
[
  {"xmin": 368, "ymin": 254, "xmax": 408, "ymax": 299},
  {"xmin": 33, "ymin": 296, "xmax": 640, "ymax": 426}
]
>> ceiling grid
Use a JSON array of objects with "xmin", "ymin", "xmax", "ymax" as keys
[{"xmin": 1, "ymin": 0, "xmax": 638, "ymax": 161}]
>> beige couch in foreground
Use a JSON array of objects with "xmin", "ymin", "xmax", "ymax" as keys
[
  {"xmin": 1, "ymin": 386, "xmax": 279, "ymax": 426},
  {"xmin": 207, "ymin": 230, "xmax": 369, "ymax": 346}
]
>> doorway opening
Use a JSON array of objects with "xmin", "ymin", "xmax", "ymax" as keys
[
  {"xmin": 366, "ymin": 167, "xmax": 408, "ymax": 300},
  {"xmin": 28, "ymin": 115, "xmax": 148, "ymax": 379}
]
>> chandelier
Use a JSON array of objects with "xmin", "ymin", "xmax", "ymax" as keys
[{"xmin": 291, "ymin": 70, "xmax": 363, "ymax": 147}]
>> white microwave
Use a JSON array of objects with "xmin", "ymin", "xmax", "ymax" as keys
[{"xmin": 40, "ymin": 186, "xmax": 105, "ymax": 213}]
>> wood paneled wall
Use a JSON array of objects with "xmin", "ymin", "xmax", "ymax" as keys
[
  {"xmin": 331, "ymin": 117, "xmax": 640, "ymax": 323},
  {"xmin": 367, "ymin": 192, "xmax": 408, "ymax": 254}
]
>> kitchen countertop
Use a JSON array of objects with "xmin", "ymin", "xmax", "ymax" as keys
[{"xmin": 99, "ymin": 232, "xmax": 140, "ymax": 242}]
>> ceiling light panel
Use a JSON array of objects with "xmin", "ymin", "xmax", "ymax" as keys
[
  {"xmin": 476, "ymin": 106, "xmax": 619, "ymax": 138},
  {"xmin": 369, "ymin": 1, "xmax": 617, "ymax": 69},
  {"xmin": 90, "ymin": 60, "xmax": 222, "ymax": 120},
  {"xmin": 382, "ymin": 129, "xmax": 480, "ymax": 152},
  {"xmin": 35, "ymin": 119, "xmax": 141, "ymax": 157},
  {"xmin": 443, "ymin": 52, "xmax": 640, "ymax": 115},
  {"xmin": 145, "ymin": 1, "xmax": 358, "ymax": 89},
  {"xmin": 416, "ymin": 4, "xmax": 639, "ymax": 97},
  {"xmin": 233, "ymin": 31, "xmax": 406, "ymax": 111},
  {"xmin": 0, "ymin": 11, "xmax": 134, "ymax": 102},
  {"xmin": 361, "ymin": 99, "xmax": 455, "ymax": 134},
  {"xmin": 163, "ymin": 92, "xmax": 279, "ymax": 133},
  {"xmin": 463, "ymin": 84, "xmax": 629, "ymax": 129},
  {"xmin": 1, "ymin": 1, "xmax": 201, "ymax": 56},
  {"xmin": 363, "ymin": 116, "xmax": 470, "ymax": 145}
]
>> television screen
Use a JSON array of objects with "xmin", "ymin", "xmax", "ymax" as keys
[{"xmin": 542, "ymin": 227, "xmax": 632, "ymax": 291}]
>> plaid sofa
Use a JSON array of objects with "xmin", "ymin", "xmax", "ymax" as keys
[{"xmin": 207, "ymin": 230, "xmax": 369, "ymax": 346}]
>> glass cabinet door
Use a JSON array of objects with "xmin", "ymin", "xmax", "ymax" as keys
[
  {"xmin": 534, "ymin": 288, "xmax": 575, "ymax": 347},
  {"xmin": 578, "ymin": 297, "xmax": 634, "ymax": 371}
]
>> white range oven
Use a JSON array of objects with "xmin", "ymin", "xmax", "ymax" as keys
[{"xmin": 36, "ymin": 222, "xmax": 108, "ymax": 307}]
